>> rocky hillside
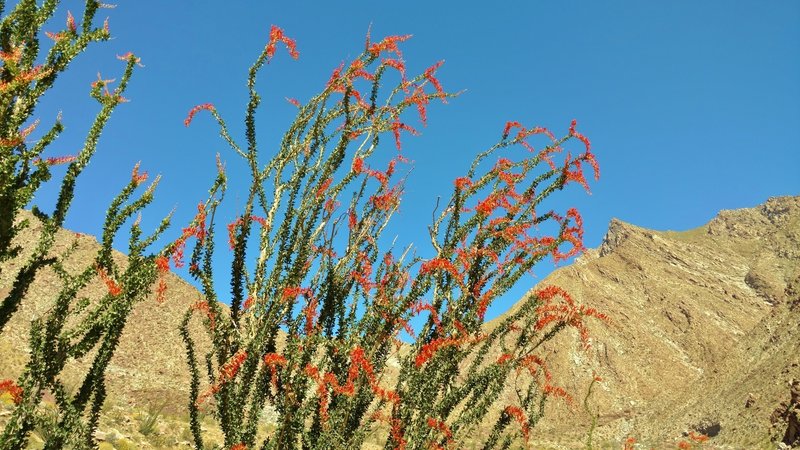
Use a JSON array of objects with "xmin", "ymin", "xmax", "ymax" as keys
[
  {"xmin": 1, "ymin": 196, "xmax": 798, "ymax": 448},
  {"xmin": 491, "ymin": 195, "xmax": 800, "ymax": 447},
  {"xmin": 0, "ymin": 211, "xmax": 217, "ymax": 448}
]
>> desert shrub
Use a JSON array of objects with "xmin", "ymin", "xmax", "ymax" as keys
[
  {"xmin": 175, "ymin": 25, "xmax": 605, "ymax": 449},
  {"xmin": 138, "ymin": 401, "xmax": 166, "ymax": 437},
  {"xmin": 0, "ymin": 1, "xmax": 171, "ymax": 448},
  {"xmin": 0, "ymin": 2, "xmax": 606, "ymax": 448}
]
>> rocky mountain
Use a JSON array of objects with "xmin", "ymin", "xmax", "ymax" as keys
[
  {"xmin": 491, "ymin": 195, "xmax": 800, "ymax": 447},
  {"xmin": 0, "ymin": 212, "xmax": 216, "ymax": 447},
  {"xmin": 1, "ymin": 196, "xmax": 798, "ymax": 448}
]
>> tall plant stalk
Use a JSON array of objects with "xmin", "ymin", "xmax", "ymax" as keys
[
  {"xmin": 178, "ymin": 27, "xmax": 606, "ymax": 449},
  {"xmin": 0, "ymin": 2, "xmax": 172, "ymax": 448}
]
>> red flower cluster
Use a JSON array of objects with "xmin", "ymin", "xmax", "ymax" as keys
[
  {"xmin": 314, "ymin": 176, "xmax": 340, "ymax": 214},
  {"xmin": 1, "ymin": 65, "xmax": 50, "ymax": 93},
  {"xmin": 131, "ymin": 162, "xmax": 148, "ymax": 186},
  {"xmin": 351, "ymin": 156, "xmax": 366, "ymax": 175},
  {"xmin": 326, "ymin": 35, "xmax": 447, "ymax": 158},
  {"xmin": 475, "ymin": 191, "xmax": 509, "ymax": 217},
  {"xmin": 243, "ymin": 295, "xmax": 254, "ymax": 309},
  {"xmin": 96, "ymin": 264, "xmax": 122, "ymax": 297},
  {"xmin": 353, "ymin": 157, "xmax": 407, "ymax": 212},
  {"xmin": 370, "ymin": 186, "xmax": 402, "ymax": 211},
  {"xmin": 154, "ymin": 255, "xmax": 169, "ymax": 303},
  {"xmin": 426, "ymin": 417, "xmax": 454, "ymax": 449},
  {"xmin": 325, "ymin": 62, "xmax": 345, "ymax": 91},
  {"xmin": 390, "ymin": 120, "xmax": 418, "ymax": 151},
  {"xmin": 410, "ymin": 302, "xmax": 442, "ymax": 331},
  {"xmin": 548, "ymin": 207, "xmax": 586, "ymax": 264},
  {"xmin": 516, "ymin": 354, "xmax": 551, "ymax": 381},
  {"xmin": 266, "ymin": 25, "xmax": 299, "ymax": 60},
  {"xmin": 220, "ymin": 350, "xmax": 248, "ymax": 380},
  {"xmin": 383, "ymin": 58, "xmax": 406, "ymax": 81},
  {"xmin": 348, "ymin": 59, "xmax": 374, "ymax": 81},
  {"xmin": 262, "ymin": 353, "xmax": 288, "ymax": 390},
  {"xmin": 390, "ymin": 417, "xmax": 407, "ymax": 450},
  {"xmin": 559, "ymin": 120, "xmax": 600, "ymax": 192},
  {"xmin": 423, "ymin": 61, "xmax": 445, "ymax": 99},
  {"xmin": 65, "ymin": 11, "xmax": 76, "ymax": 32},
  {"xmin": 623, "ymin": 437, "xmax": 636, "ymax": 450},
  {"xmin": 0, "ymin": 379, "xmax": 23, "ymax": 404},
  {"xmin": 454, "ymin": 243, "xmax": 499, "ymax": 274},
  {"xmin": 404, "ymin": 86, "xmax": 430, "ymax": 125},
  {"xmin": 504, "ymin": 406, "xmax": 530, "ymax": 441},
  {"xmin": 533, "ymin": 285, "xmax": 608, "ymax": 348},
  {"xmin": 688, "ymin": 432, "xmax": 709, "ymax": 442},
  {"xmin": 226, "ymin": 215, "xmax": 265, "ymax": 250},
  {"xmin": 543, "ymin": 384, "xmax": 572, "ymax": 403},
  {"xmin": 116, "ymin": 52, "xmax": 143, "ymax": 67},
  {"xmin": 1, "ymin": 119, "xmax": 38, "ymax": 147},
  {"xmin": 414, "ymin": 324, "xmax": 484, "ymax": 368},
  {"xmin": 368, "ymin": 34, "xmax": 412, "ymax": 59},
  {"xmin": 453, "ymin": 177, "xmax": 472, "ymax": 191},
  {"xmin": 350, "ymin": 252, "xmax": 375, "ymax": 292},
  {"xmin": 501, "ymin": 121, "xmax": 556, "ymax": 148},
  {"xmin": 358, "ymin": 157, "xmax": 400, "ymax": 187},
  {"xmin": 0, "ymin": 44, "xmax": 22, "ymax": 64},
  {"xmin": 474, "ymin": 287, "xmax": 494, "ymax": 321},
  {"xmin": 197, "ymin": 349, "xmax": 248, "ymax": 405},
  {"xmin": 281, "ymin": 286, "xmax": 313, "ymax": 302},
  {"xmin": 45, "ymin": 31, "xmax": 67, "ymax": 42},
  {"xmin": 500, "ymin": 120, "xmax": 600, "ymax": 198},
  {"xmin": 305, "ymin": 346, "xmax": 399, "ymax": 424},
  {"xmin": 325, "ymin": 60, "xmax": 374, "ymax": 110},
  {"xmin": 470, "ymin": 158, "xmax": 530, "ymax": 219},
  {"xmin": 184, "ymin": 103, "xmax": 215, "ymax": 127},
  {"xmin": 303, "ymin": 295, "xmax": 319, "ymax": 335},
  {"xmin": 419, "ymin": 258, "xmax": 461, "ymax": 283},
  {"xmin": 496, "ymin": 353, "xmax": 513, "ymax": 365},
  {"xmin": 33, "ymin": 155, "xmax": 76, "ymax": 166},
  {"xmin": 316, "ymin": 177, "xmax": 333, "ymax": 199},
  {"xmin": 171, "ymin": 203, "xmax": 207, "ymax": 268},
  {"xmin": 569, "ymin": 119, "xmax": 591, "ymax": 152},
  {"xmin": 262, "ymin": 353, "xmax": 287, "ymax": 366}
]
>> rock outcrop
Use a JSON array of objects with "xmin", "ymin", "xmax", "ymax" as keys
[{"xmin": 491, "ymin": 196, "xmax": 800, "ymax": 446}]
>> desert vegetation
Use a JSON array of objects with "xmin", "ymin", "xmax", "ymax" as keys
[{"xmin": 10, "ymin": 1, "xmax": 787, "ymax": 449}]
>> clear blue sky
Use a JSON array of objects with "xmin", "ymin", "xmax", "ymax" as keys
[{"xmin": 30, "ymin": 1, "xmax": 800, "ymax": 320}]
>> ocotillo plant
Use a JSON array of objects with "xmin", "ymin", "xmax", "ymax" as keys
[
  {"xmin": 1, "ymin": 0, "xmax": 131, "ymax": 330},
  {"xmin": 179, "ymin": 27, "xmax": 606, "ymax": 449},
  {"xmin": 0, "ymin": 2, "xmax": 171, "ymax": 449}
]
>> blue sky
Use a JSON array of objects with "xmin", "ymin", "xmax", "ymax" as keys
[{"xmin": 30, "ymin": 1, "xmax": 800, "ymax": 320}]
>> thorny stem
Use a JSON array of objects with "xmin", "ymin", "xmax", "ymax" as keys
[{"xmin": 178, "ymin": 26, "xmax": 604, "ymax": 450}]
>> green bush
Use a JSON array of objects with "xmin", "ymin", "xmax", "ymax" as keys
[
  {"xmin": 0, "ymin": 1, "xmax": 171, "ymax": 448},
  {"xmin": 176, "ymin": 25, "xmax": 603, "ymax": 450},
  {"xmin": 1, "ymin": 2, "xmax": 605, "ymax": 449}
]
